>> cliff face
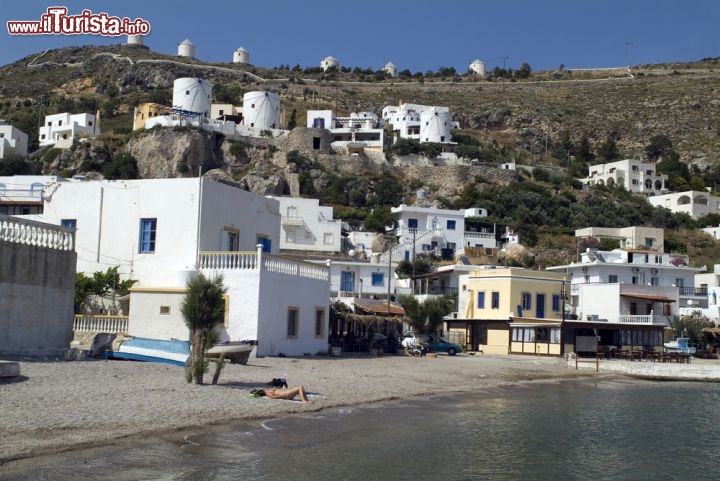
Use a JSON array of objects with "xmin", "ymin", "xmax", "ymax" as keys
[{"xmin": 127, "ymin": 129, "xmax": 221, "ymax": 178}]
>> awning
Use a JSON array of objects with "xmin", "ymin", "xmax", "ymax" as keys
[
  {"xmin": 620, "ymin": 293, "xmax": 675, "ymax": 302},
  {"xmin": 702, "ymin": 327, "xmax": 720, "ymax": 337},
  {"xmin": 353, "ymin": 301, "xmax": 405, "ymax": 316}
]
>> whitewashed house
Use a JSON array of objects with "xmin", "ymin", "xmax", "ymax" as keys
[
  {"xmin": 22, "ymin": 177, "xmax": 330, "ymax": 357},
  {"xmin": 0, "ymin": 123, "xmax": 28, "ymax": 159},
  {"xmin": 547, "ymin": 244, "xmax": 703, "ymax": 349},
  {"xmin": 381, "ymin": 102, "xmax": 459, "ymax": 144},
  {"xmin": 381, "ymin": 204, "xmax": 497, "ymax": 263},
  {"xmin": 649, "ymin": 190, "xmax": 720, "ymax": 220},
  {"xmin": 306, "ymin": 110, "xmax": 385, "ymax": 153},
  {"xmin": 680, "ymin": 264, "xmax": 720, "ymax": 322},
  {"xmin": 268, "ymin": 196, "xmax": 342, "ymax": 255},
  {"xmin": 39, "ymin": 113, "xmax": 99, "ymax": 148},
  {"xmin": 0, "ymin": 175, "xmax": 66, "ymax": 215},
  {"xmin": 579, "ymin": 159, "xmax": 667, "ymax": 195}
]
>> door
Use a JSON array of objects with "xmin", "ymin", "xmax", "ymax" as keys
[
  {"xmin": 536, "ymin": 293, "xmax": 545, "ymax": 318},
  {"xmin": 341, "ymin": 271, "xmax": 354, "ymax": 292}
]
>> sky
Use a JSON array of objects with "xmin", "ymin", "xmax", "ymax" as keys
[{"xmin": 2, "ymin": 1, "xmax": 719, "ymax": 73}]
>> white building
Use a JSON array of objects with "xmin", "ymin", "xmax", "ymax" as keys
[
  {"xmin": 306, "ymin": 110, "xmax": 385, "ymax": 153},
  {"xmin": 22, "ymin": 177, "xmax": 330, "ymax": 357},
  {"xmin": 39, "ymin": 113, "xmax": 99, "ymax": 148},
  {"xmin": 547, "ymin": 247, "xmax": 702, "ymax": 328},
  {"xmin": 233, "ymin": 47, "xmax": 249, "ymax": 64},
  {"xmin": 381, "ymin": 204, "xmax": 497, "ymax": 264},
  {"xmin": 178, "ymin": 38, "xmax": 195, "ymax": 58},
  {"xmin": 0, "ymin": 123, "xmax": 28, "ymax": 159},
  {"xmin": 383, "ymin": 62, "xmax": 397, "ymax": 77},
  {"xmin": 580, "ymin": 159, "xmax": 668, "ymax": 195},
  {"xmin": 319, "ymin": 259, "xmax": 398, "ymax": 299},
  {"xmin": 242, "ymin": 91, "xmax": 281, "ymax": 132},
  {"xmin": 649, "ymin": 190, "xmax": 720, "ymax": 220},
  {"xmin": 685, "ymin": 264, "xmax": 720, "ymax": 322},
  {"xmin": 575, "ymin": 226, "xmax": 665, "ymax": 252},
  {"xmin": 320, "ymin": 56, "xmax": 339, "ymax": 71},
  {"xmin": 172, "ymin": 78, "xmax": 212, "ymax": 116},
  {"xmin": 0, "ymin": 175, "xmax": 66, "ymax": 215},
  {"xmin": 268, "ymin": 196, "xmax": 342, "ymax": 255},
  {"xmin": 381, "ymin": 102, "xmax": 458, "ymax": 144},
  {"xmin": 469, "ymin": 59, "xmax": 486, "ymax": 76}
]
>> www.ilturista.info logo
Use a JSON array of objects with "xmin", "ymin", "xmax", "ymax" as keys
[{"xmin": 7, "ymin": 7, "xmax": 151, "ymax": 36}]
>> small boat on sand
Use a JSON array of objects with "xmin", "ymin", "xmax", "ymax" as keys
[
  {"xmin": 105, "ymin": 335, "xmax": 191, "ymax": 366},
  {"xmin": 663, "ymin": 337, "xmax": 696, "ymax": 355},
  {"xmin": 206, "ymin": 341, "xmax": 254, "ymax": 364}
]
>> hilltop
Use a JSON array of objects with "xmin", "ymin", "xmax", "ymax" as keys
[{"xmin": 1, "ymin": 45, "xmax": 720, "ymax": 266}]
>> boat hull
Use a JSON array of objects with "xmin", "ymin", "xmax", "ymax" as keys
[
  {"xmin": 206, "ymin": 342, "xmax": 254, "ymax": 365},
  {"xmin": 107, "ymin": 337, "xmax": 191, "ymax": 366}
]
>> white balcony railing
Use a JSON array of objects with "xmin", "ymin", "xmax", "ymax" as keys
[
  {"xmin": 198, "ymin": 249, "xmax": 329, "ymax": 282},
  {"xmin": 73, "ymin": 315, "xmax": 128, "ymax": 333},
  {"xmin": 617, "ymin": 315, "xmax": 667, "ymax": 325},
  {"xmin": 0, "ymin": 214, "xmax": 74, "ymax": 251}
]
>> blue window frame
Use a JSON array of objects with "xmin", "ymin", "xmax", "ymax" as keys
[
  {"xmin": 371, "ymin": 272, "xmax": 384, "ymax": 287},
  {"xmin": 139, "ymin": 218, "xmax": 157, "ymax": 253},
  {"xmin": 257, "ymin": 236, "xmax": 271, "ymax": 253},
  {"xmin": 552, "ymin": 294, "xmax": 561, "ymax": 311},
  {"xmin": 408, "ymin": 218, "xmax": 418, "ymax": 229},
  {"xmin": 60, "ymin": 219, "xmax": 76, "ymax": 230},
  {"xmin": 536, "ymin": 293, "xmax": 546, "ymax": 318},
  {"xmin": 447, "ymin": 220, "xmax": 456, "ymax": 230},
  {"xmin": 478, "ymin": 291, "xmax": 485, "ymax": 309},
  {"xmin": 491, "ymin": 292, "xmax": 500, "ymax": 309},
  {"xmin": 341, "ymin": 271, "xmax": 354, "ymax": 292},
  {"xmin": 521, "ymin": 292, "xmax": 532, "ymax": 310}
]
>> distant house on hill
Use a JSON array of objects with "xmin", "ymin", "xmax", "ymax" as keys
[
  {"xmin": 579, "ymin": 159, "xmax": 667, "ymax": 195},
  {"xmin": 0, "ymin": 122, "xmax": 28, "ymax": 159},
  {"xmin": 648, "ymin": 190, "xmax": 720, "ymax": 220},
  {"xmin": 38, "ymin": 112, "xmax": 99, "ymax": 148}
]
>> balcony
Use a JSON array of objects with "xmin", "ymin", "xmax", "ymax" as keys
[
  {"xmin": 0, "ymin": 214, "xmax": 74, "ymax": 251},
  {"xmin": 618, "ymin": 314, "xmax": 668, "ymax": 325},
  {"xmin": 198, "ymin": 250, "xmax": 329, "ymax": 282},
  {"xmin": 73, "ymin": 314, "xmax": 128, "ymax": 333},
  {"xmin": 679, "ymin": 287, "xmax": 707, "ymax": 297},
  {"xmin": 281, "ymin": 215, "xmax": 303, "ymax": 226}
]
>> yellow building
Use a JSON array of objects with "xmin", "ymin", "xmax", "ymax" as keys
[
  {"xmin": 449, "ymin": 268, "xmax": 566, "ymax": 356},
  {"xmin": 133, "ymin": 103, "xmax": 172, "ymax": 130}
]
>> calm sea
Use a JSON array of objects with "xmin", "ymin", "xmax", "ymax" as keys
[{"xmin": 2, "ymin": 378, "xmax": 719, "ymax": 481}]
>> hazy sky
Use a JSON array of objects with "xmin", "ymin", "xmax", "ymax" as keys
[{"xmin": 2, "ymin": 1, "xmax": 719, "ymax": 72}]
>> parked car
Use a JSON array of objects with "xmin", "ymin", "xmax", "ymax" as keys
[{"xmin": 427, "ymin": 335, "xmax": 462, "ymax": 356}]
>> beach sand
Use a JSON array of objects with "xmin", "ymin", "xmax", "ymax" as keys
[{"xmin": 1, "ymin": 353, "xmax": 718, "ymax": 467}]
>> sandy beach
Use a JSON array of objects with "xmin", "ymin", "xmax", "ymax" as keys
[{"xmin": 1, "ymin": 353, "xmax": 719, "ymax": 468}]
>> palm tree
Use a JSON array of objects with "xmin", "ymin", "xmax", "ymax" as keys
[{"xmin": 181, "ymin": 273, "xmax": 227, "ymax": 384}]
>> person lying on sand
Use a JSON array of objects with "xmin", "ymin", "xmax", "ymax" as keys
[{"xmin": 251, "ymin": 386, "xmax": 310, "ymax": 403}]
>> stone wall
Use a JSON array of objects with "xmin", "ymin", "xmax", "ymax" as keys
[{"xmin": 0, "ymin": 237, "xmax": 77, "ymax": 357}]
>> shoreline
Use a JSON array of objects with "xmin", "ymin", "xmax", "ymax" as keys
[{"xmin": 1, "ymin": 354, "xmax": 717, "ymax": 469}]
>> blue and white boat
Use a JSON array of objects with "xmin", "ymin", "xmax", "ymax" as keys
[
  {"xmin": 663, "ymin": 337, "xmax": 696, "ymax": 355},
  {"xmin": 106, "ymin": 336, "xmax": 191, "ymax": 366}
]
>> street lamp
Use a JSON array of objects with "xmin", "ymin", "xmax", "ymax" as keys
[{"xmin": 560, "ymin": 277, "xmax": 567, "ymax": 355}]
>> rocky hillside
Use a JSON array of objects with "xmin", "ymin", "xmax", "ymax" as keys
[{"xmin": 1, "ymin": 44, "xmax": 719, "ymax": 204}]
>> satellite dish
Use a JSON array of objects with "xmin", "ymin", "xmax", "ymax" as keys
[
  {"xmin": 348, "ymin": 249, "xmax": 355, "ymax": 257},
  {"xmin": 687, "ymin": 299, "xmax": 693, "ymax": 306}
]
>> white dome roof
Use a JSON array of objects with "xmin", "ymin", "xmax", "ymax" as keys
[
  {"xmin": 179, "ymin": 38, "xmax": 194, "ymax": 46},
  {"xmin": 235, "ymin": 46, "xmax": 248, "ymax": 52},
  {"xmin": 323, "ymin": 56, "xmax": 337, "ymax": 62}
]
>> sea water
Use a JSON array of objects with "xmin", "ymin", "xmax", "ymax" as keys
[{"xmin": 2, "ymin": 378, "xmax": 719, "ymax": 481}]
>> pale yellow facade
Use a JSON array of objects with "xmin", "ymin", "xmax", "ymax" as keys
[
  {"xmin": 133, "ymin": 103, "xmax": 171, "ymax": 130},
  {"xmin": 461, "ymin": 268, "xmax": 565, "ymax": 356}
]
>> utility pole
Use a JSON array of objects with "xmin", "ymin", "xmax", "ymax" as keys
[
  {"xmin": 501, "ymin": 56, "xmax": 508, "ymax": 93},
  {"xmin": 410, "ymin": 228, "xmax": 417, "ymax": 294},
  {"xmin": 387, "ymin": 235, "xmax": 393, "ymax": 316},
  {"xmin": 625, "ymin": 41, "xmax": 634, "ymax": 68}
]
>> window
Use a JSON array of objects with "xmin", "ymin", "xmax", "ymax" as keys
[
  {"xmin": 61, "ymin": 219, "xmax": 77, "ymax": 230},
  {"xmin": 552, "ymin": 294, "xmax": 560, "ymax": 311},
  {"xmin": 313, "ymin": 137, "xmax": 321, "ymax": 149},
  {"xmin": 314, "ymin": 308, "xmax": 324, "ymax": 337},
  {"xmin": 477, "ymin": 291, "xmax": 485, "ymax": 309},
  {"xmin": 447, "ymin": 220, "xmax": 456, "ymax": 230},
  {"xmin": 227, "ymin": 231, "xmax": 239, "ymax": 251},
  {"xmin": 323, "ymin": 233, "xmax": 334, "ymax": 245},
  {"xmin": 287, "ymin": 308, "xmax": 299, "ymax": 338},
  {"xmin": 632, "ymin": 276, "xmax": 639, "ymax": 285},
  {"xmin": 139, "ymin": 218, "xmax": 157, "ymax": 253},
  {"xmin": 650, "ymin": 277, "xmax": 659, "ymax": 286},
  {"xmin": 257, "ymin": 236, "xmax": 271, "ymax": 253},
  {"xmin": 521, "ymin": 292, "xmax": 532, "ymax": 310},
  {"xmin": 371, "ymin": 272, "xmax": 384, "ymax": 286},
  {"xmin": 408, "ymin": 218, "xmax": 418, "ymax": 229},
  {"xmin": 491, "ymin": 291, "xmax": 500, "ymax": 309},
  {"xmin": 675, "ymin": 278, "xmax": 684, "ymax": 288},
  {"xmin": 609, "ymin": 275, "xmax": 618, "ymax": 283},
  {"xmin": 159, "ymin": 306, "xmax": 170, "ymax": 315}
]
